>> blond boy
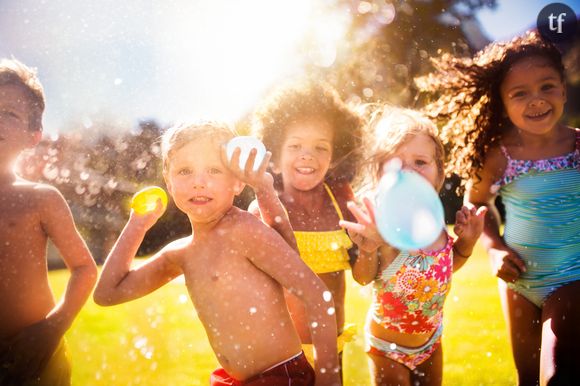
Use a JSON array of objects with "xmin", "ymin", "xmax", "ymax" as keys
[
  {"xmin": 94, "ymin": 122, "xmax": 341, "ymax": 385},
  {"xmin": 0, "ymin": 58, "xmax": 98, "ymax": 385}
]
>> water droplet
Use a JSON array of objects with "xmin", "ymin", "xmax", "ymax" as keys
[
  {"xmin": 389, "ymin": 343, "xmax": 397, "ymax": 350},
  {"xmin": 249, "ymin": 307, "xmax": 257, "ymax": 315},
  {"xmin": 327, "ymin": 307, "xmax": 335, "ymax": 316},
  {"xmin": 311, "ymin": 322, "xmax": 318, "ymax": 328},
  {"xmin": 323, "ymin": 291, "xmax": 332, "ymax": 302}
]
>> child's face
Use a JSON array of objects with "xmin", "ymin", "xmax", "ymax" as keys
[
  {"xmin": 500, "ymin": 56, "xmax": 566, "ymax": 135},
  {"xmin": 164, "ymin": 137, "xmax": 244, "ymax": 223},
  {"xmin": 379, "ymin": 134, "xmax": 442, "ymax": 190},
  {"xmin": 276, "ymin": 118, "xmax": 333, "ymax": 191},
  {"xmin": 0, "ymin": 84, "xmax": 40, "ymax": 156}
]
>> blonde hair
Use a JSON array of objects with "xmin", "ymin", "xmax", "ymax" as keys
[
  {"xmin": 358, "ymin": 105, "xmax": 445, "ymax": 192},
  {"xmin": 0, "ymin": 58, "xmax": 45, "ymax": 131},
  {"xmin": 161, "ymin": 121, "xmax": 237, "ymax": 171}
]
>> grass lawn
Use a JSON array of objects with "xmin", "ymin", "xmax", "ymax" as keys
[{"xmin": 49, "ymin": 239, "xmax": 516, "ymax": 385}]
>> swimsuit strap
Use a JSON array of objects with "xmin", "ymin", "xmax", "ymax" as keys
[
  {"xmin": 279, "ymin": 183, "xmax": 345, "ymax": 221},
  {"xmin": 575, "ymin": 128, "xmax": 580, "ymax": 151},
  {"xmin": 323, "ymin": 183, "xmax": 344, "ymax": 221},
  {"xmin": 499, "ymin": 144, "xmax": 512, "ymax": 160}
]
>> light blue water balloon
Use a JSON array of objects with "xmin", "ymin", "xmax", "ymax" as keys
[{"xmin": 375, "ymin": 162, "xmax": 445, "ymax": 251}]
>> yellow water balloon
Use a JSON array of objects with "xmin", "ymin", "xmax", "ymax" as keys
[{"xmin": 131, "ymin": 186, "xmax": 168, "ymax": 215}]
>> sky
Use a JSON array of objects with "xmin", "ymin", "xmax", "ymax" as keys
[{"xmin": 0, "ymin": 0, "xmax": 578, "ymax": 137}]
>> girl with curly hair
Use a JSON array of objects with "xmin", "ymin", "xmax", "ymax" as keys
[
  {"xmin": 341, "ymin": 106, "xmax": 485, "ymax": 386},
  {"xmin": 418, "ymin": 31, "xmax": 580, "ymax": 385},
  {"xmin": 251, "ymin": 80, "xmax": 363, "ymax": 376}
]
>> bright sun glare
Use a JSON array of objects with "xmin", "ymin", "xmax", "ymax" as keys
[{"xmin": 148, "ymin": 0, "xmax": 349, "ymax": 124}]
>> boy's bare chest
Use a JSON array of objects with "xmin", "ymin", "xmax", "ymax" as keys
[{"xmin": 0, "ymin": 199, "xmax": 41, "ymax": 236}]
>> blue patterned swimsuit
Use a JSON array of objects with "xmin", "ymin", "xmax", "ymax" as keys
[{"xmin": 491, "ymin": 129, "xmax": 580, "ymax": 307}]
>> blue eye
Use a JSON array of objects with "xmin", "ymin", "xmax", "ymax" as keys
[
  {"xmin": 177, "ymin": 168, "xmax": 191, "ymax": 176},
  {"xmin": 512, "ymin": 91, "xmax": 526, "ymax": 98}
]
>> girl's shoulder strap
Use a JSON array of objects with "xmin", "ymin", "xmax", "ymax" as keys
[
  {"xmin": 498, "ymin": 142, "xmax": 511, "ymax": 160},
  {"xmin": 575, "ymin": 128, "xmax": 580, "ymax": 150},
  {"xmin": 323, "ymin": 183, "xmax": 345, "ymax": 221}
]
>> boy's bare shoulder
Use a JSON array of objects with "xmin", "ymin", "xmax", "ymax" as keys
[
  {"xmin": 222, "ymin": 207, "xmax": 270, "ymax": 235},
  {"xmin": 159, "ymin": 235, "xmax": 193, "ymax": 262},
  {"xmin": 10, "ymin": 179, "xmax": 64, "ymax": 204}
]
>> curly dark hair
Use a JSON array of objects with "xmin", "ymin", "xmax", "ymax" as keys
[
  {"xmin": 416, "ymin": 31, "xmax": 565, "ymax": 189},
  {"xmin": 252, "ymin": 80, "xmax": 364, "ymax": 185}
]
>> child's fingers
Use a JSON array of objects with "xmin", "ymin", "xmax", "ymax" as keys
[
  {"xmin": 455, "ymin": 210, "xmax": 467, "ymax": 224},
  {"xmin": 244, "ymin": 148, "xmax": 257, "ymax": 174},
  {"xmin": 229, "ymin": 147, "xmax": 242, "ymax": 173},
  {"xmin": 476, "ymin": 206, "xmax": 488, "ymax": 218},
  {"xmin": 256, "ymin": 151, "xmax": 272, "ymax": 175},
  {"xmin": 346, "ymin": 201, "xmax": 371, "ymax": 226},
  {"xmin": 339, "ymin": 220, "xmax": 366, "ymax": 235},
  {"xmin": 362, "ymin": 196, "xmax": 377, "ymax": 224}
]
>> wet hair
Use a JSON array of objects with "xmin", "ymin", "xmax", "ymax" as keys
[
  {"xmin": 161, "ymin": 121, "xmax": 237, "ymax": 171},
  {"xmin": 416, "ymin": 31, "xmax": 565, "ymax": 189},
  {"xmin": 357, "ymin": 105, "xmax": 445, "ymax": 193},
  {"xmin": 252, "ymin": 80, "xmax": 363, "ymax": 184},
  {"xmin": 0, "ymin": 58, "xmax": 45, "ymax": 131}
]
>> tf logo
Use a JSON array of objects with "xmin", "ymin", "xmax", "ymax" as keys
[{"xmin": 537, "ymin": 3, "xmax": 578, "ymax": 43}]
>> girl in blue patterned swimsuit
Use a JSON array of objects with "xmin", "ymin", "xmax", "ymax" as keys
[{"xmin": 418, "ymin": 31, "xmax": 580, "ymax": 385}]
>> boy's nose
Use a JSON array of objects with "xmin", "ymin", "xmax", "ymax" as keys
[{"xmin": 299, "ymin": 150, "xmax": 314, "ymax": 160}]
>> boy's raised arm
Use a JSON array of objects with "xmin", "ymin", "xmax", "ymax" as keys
[
  {"xmin": 93, "ymin": 204, "xmax": 181, "ymax": 306},
  {"xmin": 243, "ymin": 218, "xmax": 341, "ymax": 386}
]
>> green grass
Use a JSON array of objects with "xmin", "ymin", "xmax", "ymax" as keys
[{"xmin": 50, "ymin": 239, "xmax": 516, "ymax": 385}]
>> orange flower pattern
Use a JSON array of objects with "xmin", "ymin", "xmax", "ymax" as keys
[{"xmin": 372, "ymin": 234, "xmax": 454, "ymax": 334}]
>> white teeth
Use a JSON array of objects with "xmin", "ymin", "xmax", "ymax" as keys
[
  {"xmin": 528, "ymin": 110, "xmax": 550, "ymax": 118},
  {"xmin": 191, "ymin": 197, "xmax": 210, "ymax": 202},
  {"xmin": 296, "ymin": 167, "xmax": 315, "ymax": 174}
]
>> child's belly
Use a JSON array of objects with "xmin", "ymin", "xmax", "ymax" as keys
[{"xmin": 368, "ymin": 318, "xmax": 434, "ymax": 348}]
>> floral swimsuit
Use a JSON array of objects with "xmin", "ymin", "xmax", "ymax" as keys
[{"xmin": 365, "ymin": 233, "xmax": 454, "ymax": 370}]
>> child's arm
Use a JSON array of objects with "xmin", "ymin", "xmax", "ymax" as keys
[
  {"xmin": 452, "ymin": 204, "xmax": 487, "ymax": 270},
  {"xmin": 221, "ymin": 146, "xmax": 297, "ymax": 249},
  {"xmin": 93, "ymin": 203, "xmax": 181, "ymax": 306},
  {"xmin": 339, "ymin": 197, "xmax": 398, "ymax": 285},
  {"xmin": 244, "ymin": 219, "xmax": 341, "ymax": 386},
  {"xmin": 6, "ymin": 186, "xmax": 98, "ymax": 379},
  {"xmin": 465, "ymin": 147, "xmax": 527, "ymax": 282}
]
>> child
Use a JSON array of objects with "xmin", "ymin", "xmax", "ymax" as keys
[
  {"xmin": 251, "ymin": 80, "xmax": 363, "ymax": 371},
  {"xmin": 93, "ymin": 122, "xmax": 341, "ymax": 386},
  {"xmin": 0, "ymin": 58, "xmax": 98, "ymax": 385},
  {"xmin": 340, "ymin": 106, "xmax": 486, "ymax": 385},
  {"xmin": 418, "ymin": 31, "xmax": 580, "ymax": 385}
]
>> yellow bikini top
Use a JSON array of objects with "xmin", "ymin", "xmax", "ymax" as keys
[{"xmin": 289, "ymin": 183, "xmax": 353, "ymax": 274}]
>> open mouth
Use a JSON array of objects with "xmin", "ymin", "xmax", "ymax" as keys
[
  {"xmin": 189, "ymin": 196, "xmax": 212, "ymax": 205},
  {"xmin": 295, "ymin": 167, "xmax": 315, "ymax": 175},
  {"xmin": 525, "ymin": 109, "xmax": 551, "ymax": 121}
]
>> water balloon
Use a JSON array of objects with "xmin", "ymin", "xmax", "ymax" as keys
[
  {"xmin": 226, "ymin": 136, "xmax": 266, "ymax": 171},
  {"xmin": 131, "ymin": 186, "xmax": 168, "ymax": 215},
  {"xmin": 375, "ymin": 164, "xmax": 444, "ymax": 250}
]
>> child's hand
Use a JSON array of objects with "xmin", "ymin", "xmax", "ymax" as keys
[
  {"xmin": 453, "ymin": 204, "xmax": 487, "ymax": 244},
  {"xmin": 220, "ymin": 145, "xmax": 274, "ymax": 192},
  {"xmin": 339, "ymin": 197, "xmax": 384, "ymax": 253},
  {"xmin": 489, "ymin": 246, "xmax": 527, "ymax": 283},
  {"xmin": 129, "ymin": 198, "xmax": 165, "ymax": 231},
  {"xmin": 0, "ymin": 320, "xmax": 62, "ymax": 382}
]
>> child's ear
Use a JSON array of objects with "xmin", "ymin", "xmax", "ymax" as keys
[{"xmin": 29, "ymin": 130, "xmax": 42, "ymax": 147}]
